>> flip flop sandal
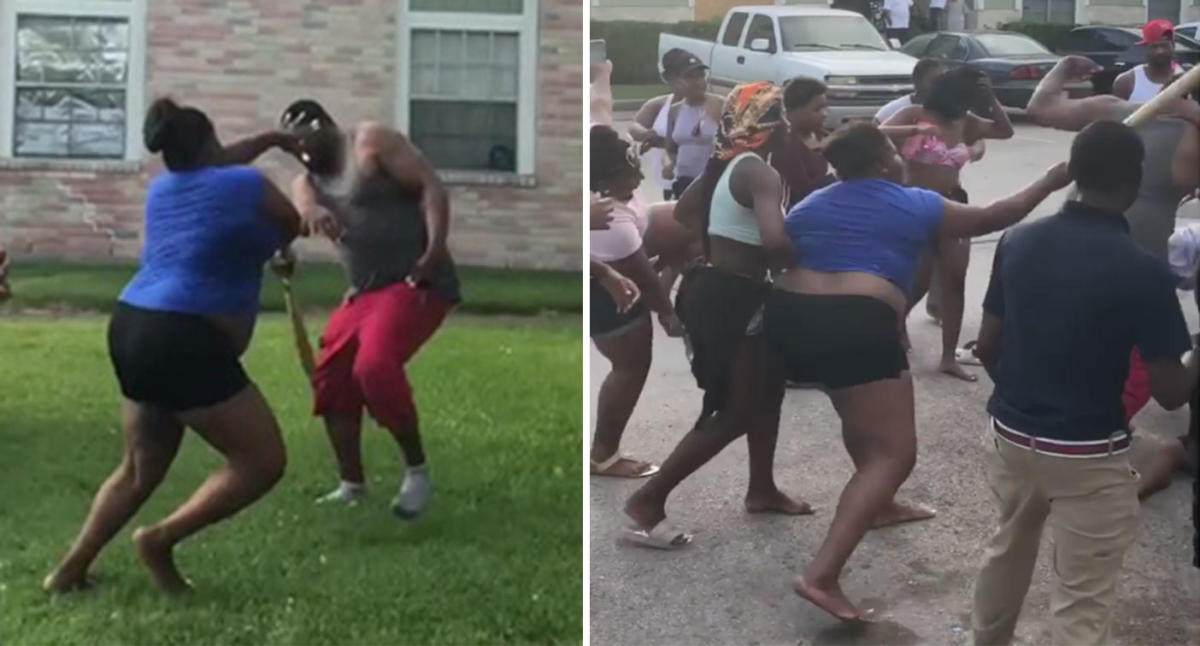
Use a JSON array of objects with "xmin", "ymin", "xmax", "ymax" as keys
[
  {"xmin": 620, "ymin": 522, "xmax": 693, "ymax": 550},
  {"xmin": 590, "ymin": 453, "xmax": 660, "ymax": 478},
  {"xmin": 956, "ymin": 341, "xmax": 983, "ymax": 366}
]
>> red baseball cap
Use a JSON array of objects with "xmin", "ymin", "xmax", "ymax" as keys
[{"xmin": 1137, "ymin": 19, "xmax": 1174, "ymax": 45}]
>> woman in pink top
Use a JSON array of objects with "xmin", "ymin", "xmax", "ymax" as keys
[
  {"xmin": 590, "ymin": 125, "xmax": 685, "ymax": 478},
  {"xmin": 880, "ymin": 67, "xmax": 1013, "ymax": 381}
]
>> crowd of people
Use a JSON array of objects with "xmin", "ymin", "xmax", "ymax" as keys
[
  {"xmin": 590, "ymin": 18, "xmax": 1200, "ymax": 640},
  {"xmin": 3, "ymin": 97, "xmax": 459, "ymax": 595}
]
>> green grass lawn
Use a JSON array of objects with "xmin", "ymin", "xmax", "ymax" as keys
[
  {"xmin": 4, "ymin": 262, "xmax": 581, "ymax": 316},
  {"xmin": 0, "ymin": 314, "xmax": 582, "ymax": 644},
  {"xmin": 610, "ymin": 84, "xmax": 669, "ymax": 102}
]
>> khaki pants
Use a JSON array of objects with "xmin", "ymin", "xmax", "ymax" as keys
[{"xmin": 972, "ymin": 429, "xmax": 1141, "ymax": 645}]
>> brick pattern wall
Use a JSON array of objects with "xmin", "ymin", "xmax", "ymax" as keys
[{"xmin": 0, "ymin": 0, "xmax": 582, "ymax": 271}]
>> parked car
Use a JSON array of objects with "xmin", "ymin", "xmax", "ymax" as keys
[
  {"xmin": 1055, "ymin": 25, "xmax": 1200, "ymax": 94},
  {"xmin": 1177, "ymin": 22, "xmax": 1200, "ymax": 41},
  {"xmin": 659, "ymin": 5, "xmax": 917, "ymax": 129},
  {"xmin": 900, "ymin": 31, "xmax": 1091, "ymax": 108}
]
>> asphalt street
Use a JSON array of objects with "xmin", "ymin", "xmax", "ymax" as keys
[{"xmin": 589, "ymin": 122, "xmax": 1200, "ymax": 645}]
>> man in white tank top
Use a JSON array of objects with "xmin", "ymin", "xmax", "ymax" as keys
[{"xmin": 1114, "ymin": 20, "xmax": 1182, "ymax": 104}]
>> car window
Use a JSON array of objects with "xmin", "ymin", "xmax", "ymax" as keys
[
  {"xmin": 926, "ymin": 34, "xmax": 967, "ymax": 61},
  {"xmin": 975, "ymin": 34, "xmax": 1051, "ymax": 57},
  {"xmin": 901, "ymin": 33, "xmax": 935, "ymax": 56},
  {"xmin": 1063, "ymin": 30, "xmax": 1106, "ymax": 51},
  {"xmin": 778, "ymin": 15, "xmax": 889, "ymax": 51},
  {"xmin": 723, "ymin": 12, "xmax": 749, "ymax": 46},
  {"xmin": 745, "ymin": 14, "xmax": 776, "ymax": 52},
  {"xmin": 1102, "ymin": 29, "xmax": 1140, "ymax": 49}
]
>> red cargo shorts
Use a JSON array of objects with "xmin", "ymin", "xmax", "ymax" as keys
[
  {"xmin": 312, "ymin": 282, "xmax": 449, "ymax": 431},
  {"xmin": 1122, "ymin": 347, "xmax": 1151, "ymax": 426}
]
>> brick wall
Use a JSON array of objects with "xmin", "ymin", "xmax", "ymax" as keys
[{"xmin": 0, "ymin": 0, "xmax": 582, "ymax": 271}]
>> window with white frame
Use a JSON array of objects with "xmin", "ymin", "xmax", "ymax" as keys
[
  {"xmin": 397, "ymin": 0, "xmax": 537, "ymax": 176},
  {"xmin": 0, "ymin": 1, "xmax": 145, "ymax": 161}
]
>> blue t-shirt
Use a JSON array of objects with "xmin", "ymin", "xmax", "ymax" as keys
[
  {"xmin": 984, "ymin": 202, "xmax": 1193, "ymax": 440},
  {"xmin": 120, "ymin": 166, "xmax": 283, "ymax": 316},
  {"xmin": 785, "ymin": 178, "xmax": 944, "ymax": 292}
]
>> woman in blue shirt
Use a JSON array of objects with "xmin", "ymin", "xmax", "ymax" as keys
[
  {"xmin": 767, "ymin": 123, "xmax": 1068, "ymax": 621},
  {"xmin": 44, "ymin": 98, "xmax": 303, "ymax": 595}
]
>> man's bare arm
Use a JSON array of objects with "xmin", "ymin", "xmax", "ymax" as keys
[
  {"xmin": 1026, "ymin": 57, "xmax": 1129, "ymax": 132},
  {"xmin": 217, "ymin": 132, "xmax": 296, "ymax": 166},
  {"xmin": 629, "ymin": 95, "xmax": 669, "ymax": 142},
  {"xmin": 360, "ymin": 122, "xmax": 449, "ymax": 254}
]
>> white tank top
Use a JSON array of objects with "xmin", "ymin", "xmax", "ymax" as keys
[
  {"xmin": 1128, "ymin": 64, "xmax": 1178, "ymax": 104},
  {"xmin": 648, "ymin": 97, "xmax": 672, "ymax": 192},
  {"xmin": 708, "ymin": 152, "xmax": 763, "ymax": 246},
  {"xmin": 671, "ymin": 102, "xmax": 718, "ymax": 180}
]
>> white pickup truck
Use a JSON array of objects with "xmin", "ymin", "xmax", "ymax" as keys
[{"xmin": 660, "ymin": 5, "xmax": 918, "ymax": 129}]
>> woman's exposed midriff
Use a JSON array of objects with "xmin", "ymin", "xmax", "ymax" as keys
[
  {"xmin": 905, "ymin": 161, "xmax": 960, "ymax": 198},
  {"xmin": 774, "ymin": 268, "xmax": 907, "ymax": 315},
  {"xmin": 709, "ymin": 235, "xmax": 769, "ymax": 281}
]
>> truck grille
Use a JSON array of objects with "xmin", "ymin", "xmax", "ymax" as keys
[
  {"xmin": 857, "ymin": 76, "xmax": 911, "ymax": 86},
  {"xmin": 828, "ymin": 76, "xmax": 912, "ymax": 105}
]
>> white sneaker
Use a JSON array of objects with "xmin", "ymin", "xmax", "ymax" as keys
[
  {"xmin": 392, "ymin": 466, "xmax": 432, "ymax": 519},
  {"xmin": 316, "ymin": 481, "xmax": 367, "ymax": 505}
]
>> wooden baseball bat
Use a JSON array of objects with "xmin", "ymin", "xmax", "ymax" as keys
[
  {"xmin": 1121, "ymin": 63, "xmax": 1200, "ymax": 128},
  {"xmin": 280, "ymin": 275, "xmax": 316, "ymax": 377}
]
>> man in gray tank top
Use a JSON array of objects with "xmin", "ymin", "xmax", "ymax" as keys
[{"xmin": 280, "ymin": 100, "xmax": 459, "ymax": 519}]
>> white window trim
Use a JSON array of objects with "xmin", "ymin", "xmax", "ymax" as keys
[
  {"xmin": 394, "ymin": 1, "xmax": 538, "ymax": 178},
  {"xmin": 0, "ymin": 0, "xmax": 147, "ymax": 163}
]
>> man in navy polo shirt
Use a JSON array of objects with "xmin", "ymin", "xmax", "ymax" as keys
[{"xmin": 970, "ymin": 121, "xmax": 1199, "ymax": 646}]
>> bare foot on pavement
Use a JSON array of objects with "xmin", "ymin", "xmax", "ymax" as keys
[
  {"xmin": 745, "ymin": 489, "xmax": 814, "ymax": 515},
  {"xmin": 872, "ymin": 501, "xmax": 937, "ymax": 529},
  {"xmin": 793, "ymin": 576, "xmax": 872, "ymax": 622}
]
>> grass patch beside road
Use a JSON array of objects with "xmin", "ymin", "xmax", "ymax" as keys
[
  {"xmin": 611, "ymin": 84, "xmax": 669, "ymax": 102},
  {"xmin": 4, "ymin": 261, "xmax": 581, "ymax": 315}
]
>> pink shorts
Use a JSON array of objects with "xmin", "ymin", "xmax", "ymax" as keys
[{"xmin": 313, "ymin": 282, "xmax": 449, "ymax": 430}]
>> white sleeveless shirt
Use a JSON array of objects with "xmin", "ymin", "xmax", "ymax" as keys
[
  {"xmin": 1128, "ymin": 64, "xmax": 1181, "ymax": 104},
  {"xmin": 648, "ymin": 97, "xmax": 672, "ymax": 193}
]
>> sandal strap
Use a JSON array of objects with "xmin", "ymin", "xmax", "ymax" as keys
[{"xmin": 590, "ymin": 453, "xmax": 625, "ymax": 472}]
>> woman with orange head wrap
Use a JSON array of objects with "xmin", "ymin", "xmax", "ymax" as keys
[{"xmin": 622, "ymin": 82, "xmax": 812, "ymax": 550}]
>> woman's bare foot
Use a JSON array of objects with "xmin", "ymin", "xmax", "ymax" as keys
[
  {"xmin": 938, "ymin": 359, "xmax": 977, "ymax": 382},
  {"xmin": 132, "ymin": 526, "xmax": 191, "ymax": 595},
  {"xmin": 42, "ymin": 563, "xmax": 92, "ymax": 594},
  {"xmin": 624, "ymin": 490, "xmax": 667, "ymax": 531},
  {"xmin": 793, "ymin": 575, "xmax": 870, "ymax": 622},
  {"xmin": 745, "ymin": 489, "xmax": 814, "ymax": 515},
  {"xmin": 872, "ymin": 501, "xmax": 937, "ymax": 529}
]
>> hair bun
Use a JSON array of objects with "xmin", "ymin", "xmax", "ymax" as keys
[{"xmin": 144, "ymin": 98, "xmax": 180, "ymax": 152}]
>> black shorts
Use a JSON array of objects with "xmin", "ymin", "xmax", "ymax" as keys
[
  {"xmin": 763, "ymin": 291, "xmax": 908, "ymax": 389},
  {"xmin": 590, "ymin": 277, "xmax": 648, "ymax": 339},
  {"xmin": 108, "ymin": 302, "xmax": 249, "ymax": 411},
  {"xmin": 676, "ymin": 266, "xmax": 769, "ymax": 416},
  {"xmin": 670, "ymin": 176, "xmax": 696, "ymax": 200}
]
